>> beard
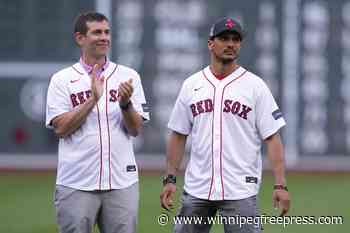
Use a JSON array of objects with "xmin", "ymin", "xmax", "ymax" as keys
[
  {"xmin": 221, "ymin": 56, "xmax": 235, "ymax": 64},
  {"xmin": 218, "ymin": 52, "xmax": 239, "ymax": 65},
  {"xmin": 214, "ymin": 51, "xmax": 239, "ymax": 65}
]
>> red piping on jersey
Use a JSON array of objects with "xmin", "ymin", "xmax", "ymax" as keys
[
  {"xmin": 71, "ymin": 65, "xmax": 84, "ymax": 75},
  {"xmin": 104, "ymin": 65, "xmax": 118, "ymax": 189},
  {"xmin": 220, "ymin": 90, "xmax": 225, "ymax": 200},
  {"xmin": 105, "ymin": 78, "xmax": 112, "ymax": 189},
  {"xmin": 202, "ymin": 70, "xmax": 216, "ymax": 200},
  {"xmin": 96, "ymin": 104, "xmax": 103, "ymax": 190},
  {"xmin": 220, "ymin": 70, "xmax": 247, "ymax": 200}
]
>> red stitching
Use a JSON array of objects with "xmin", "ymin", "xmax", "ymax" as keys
[{"xmin": 202, "ymin": 70, "xmax": 216, "ymax": 200}]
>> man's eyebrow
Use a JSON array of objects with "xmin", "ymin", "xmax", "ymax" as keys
[{"xmin": 92, "ymin": 28, "xmax": 110, "ymax": 32}]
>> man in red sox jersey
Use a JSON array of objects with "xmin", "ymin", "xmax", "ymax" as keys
[
  {"xmin": 160, "ymin": 17, "xmax": 290, "ymax": 233},
  {"xmin": 46, "ymin": 12, "xmax": 149, "ymax": 233}
]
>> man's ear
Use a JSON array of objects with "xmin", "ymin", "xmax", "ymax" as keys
[
  {"xmin": 74, "ymin": 32, "xmax": 85, "ymax": 47},
  {"xmin": 208, "ymin": 39, "xmax": 214, "ymax": 51}
]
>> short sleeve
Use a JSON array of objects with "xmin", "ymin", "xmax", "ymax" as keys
[
  {"xmin": 167, "ymin": 82, "xmax": 192, "ymax": 135},
  {"xmin": 130, "ymin": 73, "xmax": 150, "ymax": 122},
  {"xmin": 45, "ymin": 74, "xmax": 71, "ymax": 129},
  {"xmin": 256, "ymin": 81, "xmax": 286, "ymax": 139}
]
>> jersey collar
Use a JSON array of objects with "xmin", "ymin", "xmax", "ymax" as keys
[
  {"xmin": 203, "ymin": 65, "xmax": 246, "ymax": 86},
  {"xmin": 71, "ymin": 57, "xmax": 117, "ymax": 79},
  {"xmin": 79, "ymin": 57, "xmax": 110, "ymax": 76}
]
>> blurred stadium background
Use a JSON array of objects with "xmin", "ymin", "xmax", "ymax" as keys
[{"xmin": 0, "ymin": 0, "xmax": 349, "ymax": 232}]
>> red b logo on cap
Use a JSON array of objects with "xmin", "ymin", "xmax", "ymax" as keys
[{"xmin": 225, "ymin": 18, "xmax": 235, "ymax": 29}]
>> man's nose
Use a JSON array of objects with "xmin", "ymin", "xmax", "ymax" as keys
[
  {"xmin": 100, "ymin": 32, "xmax": 110, "ymax": 40},
  {"xmin": 227, "ymin": 40, "xmax": 235, "ymax": 47},
  {"xmin": 228, "ymin": 39, "xmax": 239, "ymax": 47}
]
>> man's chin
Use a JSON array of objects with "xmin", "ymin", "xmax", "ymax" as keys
[
  {"xmin": 95, "ymin": 47, "xmax": 109, "ymax": 55},
  {"xmin": 221, "ymin": 57, "xmax": 235, "ymax": 64},
  {"xmin": 95, "ymin": 51, "xmax": 109, "ymax": 59},
  {"xmin": 221, "ymin": 54, "xmax": 238, "ymax": 64}
]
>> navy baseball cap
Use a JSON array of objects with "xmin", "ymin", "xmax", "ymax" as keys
[{"xmin": 209, "ymin": 17, "xmax": 244, "ymax": 40}]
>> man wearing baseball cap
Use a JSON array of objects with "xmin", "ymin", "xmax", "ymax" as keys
[
  {"xmin": 209, "ymin": 17, "xmax": 245, "ymax": 40},
  {"xmin": 160, "ymin": 17, "xmax": 290, "ymax": 233}
]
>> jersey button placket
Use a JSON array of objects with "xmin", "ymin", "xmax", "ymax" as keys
[
  {"xmin": 98, "ymin": 90, "xmax": 110, "ymax": 190},
  {"xmin": 211, "ymin": 83, "xmax": 223, "ymax": 200}
]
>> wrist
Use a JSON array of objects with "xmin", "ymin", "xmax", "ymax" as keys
[
  {"xmin": 119, "ymin": 100, "xmax": 132, "ymax": 110},
  {"xmin": 273, "ymin": 184, "xmax": 288, "ymax": 191},
  {"xmin": 91, "ymin": 92, "xmax": 100, "ymax": 103},
  {"xmin": 87, "ymin": 95, "xmax": 98, "ymax": 106},
  {"xmin": 163, "ymin": 174, "xmax": 176, "ymax": 186}
]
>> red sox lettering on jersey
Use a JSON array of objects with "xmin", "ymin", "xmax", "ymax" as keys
[
  {"xmin": 70, "ymin": 89, "xmax": 119, "ymax": 107},
  {"xmin": 46, "ymin": 61, "xmax": 150, "ymax": 191},
  {"xmin": 190, "ymin": 99, "xmax": 252, "ymax": 120},
  {"xmin": 168, "ymin": 66, "xmax": 286, "ymax": 201}
]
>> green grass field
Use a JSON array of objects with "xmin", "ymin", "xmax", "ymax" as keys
[{"xmin": 0, "ymin": 172, "xmax": 349, "ymax": 233}]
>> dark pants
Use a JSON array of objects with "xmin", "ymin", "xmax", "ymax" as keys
[{"xmin": 174, "ymin": 191, "xmax": 261, "ymax": 233}]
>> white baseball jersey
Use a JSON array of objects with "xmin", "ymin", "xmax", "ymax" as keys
[
  {"xmin": 168, "ymin": 66, "xmax": 285, "ymax": 201},
  {"xmin": 46, "ymin": 60, "xmax": 149, "ymax": 191}
]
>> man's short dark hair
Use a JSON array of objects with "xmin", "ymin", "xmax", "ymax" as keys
[{"xmin": 74, "ymin": 12, "xmax": 109, "ymax": 35}]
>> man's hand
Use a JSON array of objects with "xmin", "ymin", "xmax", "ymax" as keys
[
  {"xmin": 272, "ymin": 189, "xmax": 290, "ymax": 216},
  {"xmin": 160, "ymin": 183, "xmax": 177, "ymax": 211},
  {"xmin": 118, "ymin": 79, "xmax": 133, "ymax": 107},
  {"xmin": 91, "ymin": 64, "xmax": 105, "ymax": 102}
]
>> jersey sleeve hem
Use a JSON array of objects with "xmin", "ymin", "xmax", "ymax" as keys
[
  {"xmin": 45, "ymin": 111, "xmax": 67, "ymax": 129},
  {"xmin": 261, "ymin": 121, "xmax": 286, "ymax": 140},
  {"xmin": 132, "ymin": 103, "xmax": 150, "ymax": 123},
  {"xmin": 140, "ymin": 112, "xmax": 150, "ymax": 123},
  {"xmin": 168, "ymin": 125, "xmax": 190, "ymax": 136}
]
